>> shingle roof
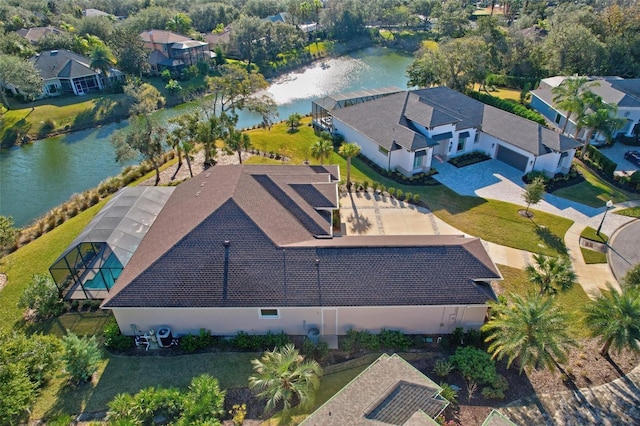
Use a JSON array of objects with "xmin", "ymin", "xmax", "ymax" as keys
[
  {"xmin": 301, "ymin": 354, "xmax": 448, "ymax": 425},
  {"xmin": 330, "ymin": 87, "xmax": 580, "ymax": 154},
  {"xmin": 30, "ymin": 49, "xmax": 97, "ymax": 80},
  {"xmin": 101, "ymin": 165, "xmax": 500, "ymax": 309}
]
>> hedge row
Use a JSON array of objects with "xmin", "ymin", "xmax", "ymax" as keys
[
  {"xmin": 485, "ymin": 74, "xmax": 539, "ymax": 90},
  {"xmin": 583, "ymin": 145, "xmax": 617, "ymax": 178},
  {"xmin": 467, "ymin": 90, "xmax": 547, "ymax": 125}
]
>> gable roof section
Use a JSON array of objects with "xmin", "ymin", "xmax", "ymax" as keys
[
  {"xmin": 31, "ymin": 50, "xmax": 96, "ymax": 80},
  {"xmin": 329, "ymin": 87, "xmax": 580, "ymax": 155},
  {"xmin": 301, "ymin": 353, "xmax": 448, "ymax": 425},
  {"xmin": 101, "ymin": 165, "xmax": 500, "ymax": 309}
]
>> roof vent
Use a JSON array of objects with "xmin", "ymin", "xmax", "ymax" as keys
[
  {"xmin": 223, "ymin": 240, "xmax": 230, "ymax": 247},
  {"xmin": 50, "ymin": 50, "xmax": 58, "ymax": 55}
]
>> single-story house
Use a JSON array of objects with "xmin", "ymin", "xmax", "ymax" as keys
[
  {"xmin": 530, "ymin": 76, "xmax": 640, "ymax": 143},
  {"xmin": 99, "ymin": 165, "xmax": 501, "ymax": 342},
  {"xmin": 313, "ymin": 86, "xmax": 581, "ymax": 177},
  {"xmin": 140, "ymin": 30, "xmax": 213, "ymax": 74},
  {"xmin": 301, "ymin": 353, "xmax": 449, "ymax": 425},
  {"xmin": 23, "ymin": 49, "xmax": 120, "ymax": 97}
]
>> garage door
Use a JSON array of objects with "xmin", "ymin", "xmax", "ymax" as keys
[{"xmin": 496, "ymin": 145, "xmax": 529, "ymax": 171}]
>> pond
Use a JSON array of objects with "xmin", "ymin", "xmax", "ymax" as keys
[{"xmin": 0, "ymin": 47, "xmax": 414, "ymax": 227}]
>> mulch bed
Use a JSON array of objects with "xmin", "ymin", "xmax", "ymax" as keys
[{"xmin": 218, "ymin": 338, "xmax": 639, "ymax": 426}]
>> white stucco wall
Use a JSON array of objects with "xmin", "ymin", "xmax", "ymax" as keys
[
  {"xmin": 333, "ymin": 118, "xmax": 391, "ymax": 171},
  {"xmin": 110, "ymin": 304, "xmax": 490, "ymax": 337}
]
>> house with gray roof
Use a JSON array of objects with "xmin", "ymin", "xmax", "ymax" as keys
[
  {"xmin": 530, "ymin": 76, "xmax": 640, "ymax": 143},
  {"xmin": 25, "ymin": 49, "xmax": 122, "ymax": 97},
  {"xmin": 140, "ymin": 30, "xmax": 212, "ymax": 74},
  {"xmin": 100, "ymin": 165, "xmax": 501, "ymax": 343},
  {"xmin": 313, "ymin": 87, "xmax": 581, "ymax": 176},
  {"xmin": 301, "ymin": 353, "xmax": 448, "ymax": 425}
]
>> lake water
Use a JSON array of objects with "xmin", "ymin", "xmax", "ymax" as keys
[{"xmin": 0, "ymin": 47, "xmax": 414, "ymax": 227}]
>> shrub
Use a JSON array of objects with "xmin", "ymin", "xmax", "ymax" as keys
[
  {"xmin": 413, "ymin": 194, "xmax": 420, "ymax": 203},
  {"xmin": 583, "ymin": 145, "xmax": 617, "ymax": 178},
  {"xmin": 379, "ymin": 329, "xmax": 411, "ymax": 351},
  {"xmin": 103, "ymin": 319, "xmax": 132, "ymax": 351},
  {"xmin": 61, "ymin": 332, "xmax": 102, "ymax": 383},
  {"xmin": 181, "ymin": 328, "xmax": 212, "ymax": 352},
  {"xmin": 18, "ymin": 274, "xmax": 63, "ymax": 320},
  {"xmin": 438, "ymin": 382, "xmax": 459, "ymax": 405},
  {"xmin": 396, "ymin": 189, "xmax": 404, "ymax": 200},
  {"xmin": 467, "ymin": 90, "xmax": 546, "ymax": 125},
  {"xmin": 371, "ymin": 181, "xmax": 379, "ymax": 191},
  {"xmin": 405, "ymin": 192, "xmax": 413, "ymax": 202},
  {"xmin": 388, "ymin": 187, "xmax": 396, "ymax": 197},
  {"xmin": 433, "ymin": 359, "xmax": 454, "ymax": 378}
]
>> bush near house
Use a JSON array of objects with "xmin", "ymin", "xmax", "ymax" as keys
[
  {"xmin": 448, "ymin": 152, "xmax": 491, "ymax": 168},
  {"xmin": 485, "ymin": 74, "xmax": 539, "ymax": 90},
  {"xmin": 524, "ymin": 166, "xmax": 584, "ymax": 192},
  {"xmin": 583, "ymin": 146, "xmax": 617, "ymax": 178},
  {"xmin": 467, "ymin": 90, "xmax": 546, "ymax": 125}
]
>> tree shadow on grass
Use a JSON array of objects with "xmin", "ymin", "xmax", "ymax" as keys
[
  {"xmin": 533, "ymin": 222, "xmax": 568, "ymax": 255},
  {"xmin": 42, "ymin": 377, "xmax": 98, "ymax": 423},
  {"xmin": 1, "ymin": 118, "xmax": 31, "ymax": 148}
]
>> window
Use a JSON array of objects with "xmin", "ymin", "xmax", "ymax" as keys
[
  {"xmin": 413, "ymin": 150, "xmax": 426, "ymax": 168},
  {"xmin": 378, "ymin": 145, "xmax": 389, "ymax": 155},
  {"xmin": 555, "ymin": 113, "xmax": 562, "ymax": 124},
  {"xmin": 457, "ymin": 137, "xmax": 467, "ymax": 152},
  {"xmin": 474, "ymin": 133, "xmax": 480, "ymax": 144},
  {"xmin": 259, "ymin": 308, "xmax": 279, "ymax": 318}
]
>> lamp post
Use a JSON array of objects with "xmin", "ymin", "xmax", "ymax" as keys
[{"xmin": 596, "ymin": 200, "xmax": 614, "ymax": 236}]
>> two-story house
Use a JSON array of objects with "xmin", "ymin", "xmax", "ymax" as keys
[{"xmin": 140, "ymin": 30, "xmax": 212, "ymax": 74}]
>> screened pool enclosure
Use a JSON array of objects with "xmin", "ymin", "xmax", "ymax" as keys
[{"xmin": 50, "ymin": 186, "xmax": 174, "ymax": 299}]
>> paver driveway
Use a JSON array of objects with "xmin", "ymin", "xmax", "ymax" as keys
[{"xmin": 431, "ymin": 159, "xmax": 635, "ymax": 237}]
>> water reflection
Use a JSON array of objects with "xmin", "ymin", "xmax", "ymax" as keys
[{"xmin": 0, "ymin": 47, "xmax": 413, "ymax": 227}]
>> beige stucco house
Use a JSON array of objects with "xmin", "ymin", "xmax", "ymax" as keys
[{"xmin": 100, "ymin": 165, "xmax": 501, "ymax": 341}]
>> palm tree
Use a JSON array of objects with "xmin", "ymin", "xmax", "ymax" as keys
[
  {"xmin": 579, "ymin": 103, "xmax": 625, "ymax": 157},
  {"xmin": 89, "ymin": 45, "xmax": 116, "ymax": 88},
  {"xmin": 338, "ymin": 142, "xmax": 361, "ymax": 189},
  {"xmin": 224, "ymin": 125, "xmax": 251, "ymax": 164},
  {"xmin": 582, "ymin": 283, "xmax": 640, "ymax": 356},
  {"xmin": 482, "ymin": 293, "xmax": 577, "ymax": 373},
  {"xmin": 551, "ymin": 77, "xmax": 598, "ymax": 135},
  {"xmin": 310, "ymin": 137, "xmax": 333, "ymax": 165},
  {"xmin": 248, "ymin": 344, "xmax": 322, "ymax": 419},
  {"xmin": 525, "ymin": 254, "xmax": 576, "ymax": 296}
]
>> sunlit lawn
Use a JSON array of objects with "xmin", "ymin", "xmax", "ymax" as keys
[
  {"xmin": 615, "ymin": 206, "xmax": 640, "ymax": 217},
  {"xmin": 497, "ymin": 264, "xmax": 591, "ymax": 337},
  {"xmin": 1, "ymin": 93, "xmax": 128, "ymax": 142},
  {"xmin": 579, "ymin": 226, "xmax": 608, "ymax": 264},
  {"xmin": 485, "ymin": 87, "xmax": 522, "ymax": 102},
  {"xmin": 32, "ymin": 351, "xmax": 258, "ymax": 420},
  {"xmin": 552, "ymin": 163, "xmax": 636, "ymax": 207}
]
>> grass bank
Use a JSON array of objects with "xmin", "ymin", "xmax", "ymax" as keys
[{"xmin": 552, "ymin": 163, "xmax": 635, "ymax": 207}]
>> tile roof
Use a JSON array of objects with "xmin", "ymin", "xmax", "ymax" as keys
[
  {"xmin": 329, "ymin": 87, "xmax": 580, "ymax": 154},
  {"xmin": 30, "ymin": 49, "xmax": 97, "ymax": 80},
  {"xmin": 16, "ymin": 26, "xmax": 64, "ymax": 43},
  {"xmin": 101, "ymin": 165, "xmax": 500, "ymax": 309},
  {"xmin": 301, "ymin": 354, "xmax": 448, "ymax": 425},
  {"xmin": 140, "ymin": 30, "xmax": 192, "ymax": 44}
]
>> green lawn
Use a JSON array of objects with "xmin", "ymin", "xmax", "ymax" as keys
[
  {"xmin": 552, "ymin": 163, "xmax": 636, "ymax": 207},
  {"xmin": 1, "ymin": 93, "xmax": 128, "ymax": 143},
  {"xmin": 32, "ymin": 351, "xmax": 258, "ymax": 420},
  {"xmin": 579, "ymin": 226, "xmax": 608, "ymax": 264},
  {"xmin": 497, "ymin": 264, "xmax": 591, "ymax": 337},
  {"xmin": 615, "ymin": 206, "xmax": 640, "ymax": 218}
]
